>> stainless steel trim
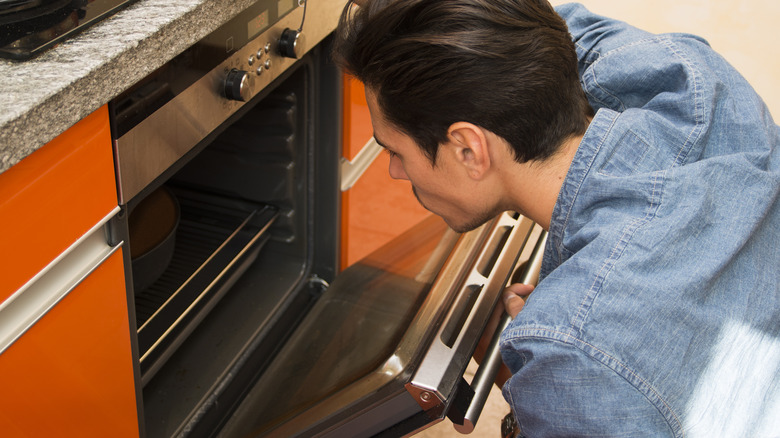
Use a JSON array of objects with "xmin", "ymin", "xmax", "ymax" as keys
[
  {"xmin": 340, "ymin": 137, "xmax": 383, "ymax": 191},
  {"xmin": 455, "ymin": 228, "xmax": 547, "ymax": 434},
  {"xmin": 115, "ymin": 0, "xmax": 346, "ymax": 202},
  {"xmin": 0, "ymin": 207, "xmax": 122, "ymax": 355},
  {"xmin": 406, "ymin": 212, "xmax": 536, "ymax": 409}
]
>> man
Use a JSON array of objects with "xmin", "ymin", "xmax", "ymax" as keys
[{"xmin": 334, "ymin": 0, "xmax": 780, "ymax": 436}]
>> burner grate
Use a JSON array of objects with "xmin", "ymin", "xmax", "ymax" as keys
[{"xmin": 0, "ymin": 0, "xmax": 137, "ymax": 59}]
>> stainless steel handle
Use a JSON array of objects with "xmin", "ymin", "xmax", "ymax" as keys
[
  {"xmin": 407, "ymin": 212, "xmax": 535, "ymax": 411},
  {"xmin": 454, "ymin": 229, "xmax": 547, "ymax": 434},
  {"xmin": 0, "ymin": 208, "xmax": 121, "ymax": 355},
  {"xmin": 339, "ymin": 137, "xmax": 383, "ymax": 191}
]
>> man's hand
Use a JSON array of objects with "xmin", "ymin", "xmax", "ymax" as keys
[
  {"xmin": 502, "ymin": 282, "xmax": 534, "ymax": 318},
  {"xmin": 473, "ymin": 282, "xmax": 535, "ymax": 388}
]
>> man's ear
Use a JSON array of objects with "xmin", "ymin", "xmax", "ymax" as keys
[{"xmin": 446, "ymin": 122, "xmax": 491, "ymax": 180}]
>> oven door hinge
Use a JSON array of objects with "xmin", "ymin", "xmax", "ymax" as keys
[{"xmin": 307, "ymin": 275, "xmax": 330, "ymax": 298}]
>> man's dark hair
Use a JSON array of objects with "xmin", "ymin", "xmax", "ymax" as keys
[{"xmin": 333, "ymin": 0, "xmax": 593, "ymax": 163}]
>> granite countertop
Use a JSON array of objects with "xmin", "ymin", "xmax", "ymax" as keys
[{"xmin": 0, "ymin": 0, "xmax": 257, "ymax": 175}]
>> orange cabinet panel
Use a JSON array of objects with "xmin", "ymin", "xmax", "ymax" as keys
[
  {"xmin": 340, "ymin": 75, "xmax": 430, "ymax": 269},
  {"xmin": 0, "ymin": 250, "xmax": 139, "ymax": 437},
  {"xmin": 0, "ymin": 105, "xmax": 117, "ymax": 302}
]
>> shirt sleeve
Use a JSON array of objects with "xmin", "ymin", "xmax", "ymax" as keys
[
  {"xmin": 501, "ymin": 337, "xmax": 675, "ymax": 437},
  {"xmin": 555, "ymin": 3, "xmax": 656, "ymax": 64},
  {"xmin": 555, "ymin": 3, "xmax": 723, "ymax": 165}
]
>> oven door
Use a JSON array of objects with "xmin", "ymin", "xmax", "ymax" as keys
[
  {"xmin": 110, "ymin": 1, "xmax": 547, "ymax": 434},
  {"xmin": 218, "ymin": 212, "xmax": 546, "ymax": 437}
]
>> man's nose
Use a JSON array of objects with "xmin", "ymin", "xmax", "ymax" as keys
[{"xmin": 388, "ymin": 155, "xmax": 409, "ymax": 180}]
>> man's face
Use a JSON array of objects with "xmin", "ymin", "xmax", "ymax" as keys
[{"xmin": 365, "ymin": 88, "xmax": 501, "ymax": 233}]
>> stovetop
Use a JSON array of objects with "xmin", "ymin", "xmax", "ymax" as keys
[{"xmin": 0, "ymin": 0, "xmax": 137, "ymax": 60}]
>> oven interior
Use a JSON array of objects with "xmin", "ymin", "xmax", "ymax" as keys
[{"xmin": 117, "ymin": 41, "xmax": 343, "ymax": 437}]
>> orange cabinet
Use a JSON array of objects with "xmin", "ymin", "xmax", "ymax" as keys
[
  {"xmin": 0, "ymin": 251, "xmax": 138, "ymax": 437},
  {"xmin": 0, "ymin": 106, "xmax": 139, "ymax": 437},
  {"xmin": 0, "ymin": 106, "xmax": 118, "ymax": 302},
  {"xmin": 340, "ymin": 75, "xmax": 430, "ymax": 269}
]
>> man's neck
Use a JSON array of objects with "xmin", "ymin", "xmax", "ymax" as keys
[{"xmin": 501, "ymin": 133, "xmax": 583, "ymax": 230}]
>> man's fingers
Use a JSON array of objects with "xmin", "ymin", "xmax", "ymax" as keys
[
  {"xmin": 505, "ymin": 282, "xmax": 534, "ymax": 296},
  {"xmin": 502, "ymin": 293, "xmax": 525, "ymax": 318},
  {"xmin": 503, "ymin": 283, "xmax": 534, "ymax": 318}
]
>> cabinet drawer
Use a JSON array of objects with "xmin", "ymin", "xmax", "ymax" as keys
[
  {"xmin": 0, "ymin": 250, "xmax": 139, "ymax": 437},
  {"xmin": 0, "ymin": 105, "xmax": 117, "ymax": 302}
]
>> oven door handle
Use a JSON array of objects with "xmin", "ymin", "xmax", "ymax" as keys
[
  {"xmin": 405, "ymin": 212, "xmax": 537, "ymax": 416},
  {"xmin": 339, "ymin": 137, "xmax": 383, "ymax": 191},
  {"xmin": 455, "ymin": 230, "xmax": 547, "ymax": 434}
]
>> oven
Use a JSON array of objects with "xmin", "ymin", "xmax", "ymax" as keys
[{"xmin": 110, "ymin": 1, "xmax": 546, "ymax": 436}]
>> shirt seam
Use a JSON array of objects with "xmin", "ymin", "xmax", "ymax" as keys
[
  {"xmin": 503, "ymin": 326, "xmax": 684, "ymax": 437},
  {"xmin": 582, "ymin": 35, "xmax": 707, "ymax": 167},
  {"xmin": 571, "ymin": 169, "xmax": 665, "ymax": 332},
  {"xmin": 580, "ymin": 38, "xmax": 657, "ymax": 112},
  {"xmin": 550, "ymin": 110, "xmax": 619, "ymax": 265},
  {"xmin": 658, "ymin": 36, "xmax": 707, "ymax": 167}
]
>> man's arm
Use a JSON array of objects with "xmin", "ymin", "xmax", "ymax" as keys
[{"xmin": 501, "ymin": 336, "xmax": 676, "ymax": 436}]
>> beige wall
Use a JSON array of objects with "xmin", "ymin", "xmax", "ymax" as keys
[{"xmin": 550, "ymin": 0, "xmax": 780, "ymax": 118}]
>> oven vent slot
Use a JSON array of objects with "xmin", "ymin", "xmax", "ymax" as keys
[
  {"xmin": 134, "ymin": 187, "xmax": 278, "ymax": 384},
  {"xmin": 441, "ymin": 284, "xmax": 483, "ymax": 348}
]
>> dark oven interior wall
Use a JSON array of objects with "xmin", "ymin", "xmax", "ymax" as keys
[
  {"xmin": 171, "ymin": 67, "xmax": 312, "ymax": 257},
  {"xmin": 169, "ymin": 39, "xmax": 341, "ymax": 281},
  {"xmin": 132, "ymin": 40, "xmax": 343, "ymax": 437}
]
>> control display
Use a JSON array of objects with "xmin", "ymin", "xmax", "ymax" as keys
[
  {"xmin": 247, "ymin": 10, "xmax": 269, "ymax": 40},
  {"xmin": 113, "ymin": 0, "xmax": 305, "ymax": 136}
]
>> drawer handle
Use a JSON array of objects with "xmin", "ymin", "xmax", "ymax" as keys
[
  {"xmin": 339, "ymin": 137, "xmax": 383, "ymax": 191},
  {"xmin": 0, "ymin": 208, "xmax": 121, "ymax": 355}
]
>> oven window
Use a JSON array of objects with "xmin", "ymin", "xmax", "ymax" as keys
[{"xmin": 219, "ymin": 215, "xmax": 459, "ymax": 436}]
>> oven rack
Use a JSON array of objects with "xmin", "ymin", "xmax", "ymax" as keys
[{"xmin": 134, "ymin": 187, "xmax": 278, "ymax": 384}]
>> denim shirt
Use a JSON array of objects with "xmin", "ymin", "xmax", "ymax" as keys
[{"xmin": 499, "ymin": 3, "xmax": 780, "ymax": 437}]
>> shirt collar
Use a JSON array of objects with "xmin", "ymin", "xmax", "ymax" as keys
[{"xmin": 541, "ymin": 107, "xmax": 620, "ymax": 279}]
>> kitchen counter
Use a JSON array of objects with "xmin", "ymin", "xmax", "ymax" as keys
[{"xmin": 0, "ymin": 0, "xmax": 256, "ymax": 175}]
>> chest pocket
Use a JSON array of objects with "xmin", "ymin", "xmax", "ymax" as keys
[{"xmin": 598, "ymin": 129, "xmax": 666, "ymax": 177}]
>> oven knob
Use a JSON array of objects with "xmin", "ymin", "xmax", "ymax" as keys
[
  {"xmin": 224, "ymin": 69, "xmax": 254, "ymax": 101},
  {"xmin": 279, "ymin": 28, "xmax": 304, "ymax": 59}
]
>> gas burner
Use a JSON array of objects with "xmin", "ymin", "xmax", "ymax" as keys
[
  {"xmin": 0, "ymin": 0, "xmax": 75, "ymax": 22},
  {"xmin": 0, "ymin": 0, "xmax": 135, "ymax": 60}
]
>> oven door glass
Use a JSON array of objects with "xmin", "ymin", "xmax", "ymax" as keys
[{"xmin": 219, "ymin": 212, "xmax": 541, "ymax": 437}]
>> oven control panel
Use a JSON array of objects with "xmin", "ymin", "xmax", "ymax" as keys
[
  {"xmin": 207, "ymin": 0, "xmax": 318, "ymax": 102},
  {"xmin": 114, "ymin": 0, "xmax": 347, "ymax": 203}
]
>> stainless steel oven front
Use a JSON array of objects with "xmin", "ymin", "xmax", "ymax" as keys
[{"xmin": 111, "ymin": 1, "xmax": 545, "ymax": 436}]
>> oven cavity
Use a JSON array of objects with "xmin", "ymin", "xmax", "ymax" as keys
[
  {"xmin": 110, "ymin": 0, "xmax": 344, "ymax": 435},
  {"xmin": 116, "ymin": 50, "xmax": 339, "ymax": 437}
]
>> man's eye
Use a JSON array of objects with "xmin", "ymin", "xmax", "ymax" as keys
[{"xmin": 385, "ymin": 149, "xmax": 398, "ymax": 158}]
